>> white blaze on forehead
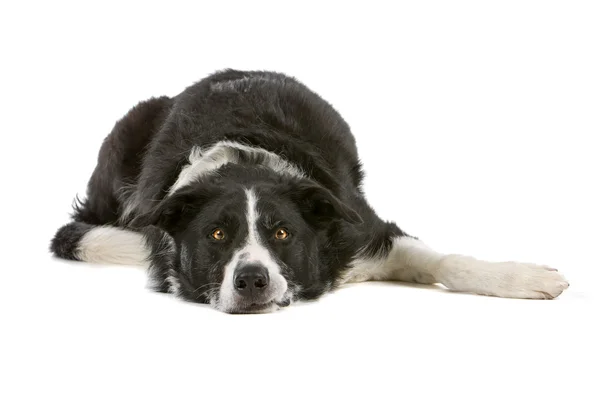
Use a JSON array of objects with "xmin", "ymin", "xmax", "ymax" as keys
[
  {"xmin": 234, "ymin": 188, "xmax": 281, "ymax": 272},
  {"xmin": 217, "ymin": 188, "xmax": 288, "ymax": 312},
  {"xmin": 246, "ymin": 188, "xmax": 259, "ymax": 236},
  {"xmin": 243, "ymin": 189, "xmax": 272, "ymax": 263}
]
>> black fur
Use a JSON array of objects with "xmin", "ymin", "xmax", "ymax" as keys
[
  {"xmin": 50, "ymin": 222, "xmax": 95, "ymax": 260},
  {"xmin": 51, "ymin": 69, "xmax": 409, "ymax": 311}
]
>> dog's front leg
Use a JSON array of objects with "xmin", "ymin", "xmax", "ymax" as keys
[{"xmin": 343, "ymin": 235, "xmax": 569, "ymax": 299}]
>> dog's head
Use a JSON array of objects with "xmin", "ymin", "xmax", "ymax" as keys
[{"xmin": 144, "ymin": 167, "xmax": 362, "ymax": 313}]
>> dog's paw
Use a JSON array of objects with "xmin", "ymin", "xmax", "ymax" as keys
[
  {"xmin": 495, "ymin": 262, "xmax": 569, "ymax": 299},
  {"xmin": 439, "ymin": 256, "xmax": 570, "ymax": 299}
]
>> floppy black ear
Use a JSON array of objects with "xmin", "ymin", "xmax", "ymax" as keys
[
  {"xmin": 131, "ymin": 187, "xmax": 207, "ymax": 233},
  {"xmin": 290, "ymin": 182, "xmax": 363, "ymax": 226},
  {"xmin": 141, "ymin": 225, "xmax": 200, "ymax": 300}
]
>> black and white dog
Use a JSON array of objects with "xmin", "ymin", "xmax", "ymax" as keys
[{"xmin": 51, "ymin": 70, "xmax": 569, "ymax": 313}]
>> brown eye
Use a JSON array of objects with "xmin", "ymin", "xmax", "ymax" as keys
[
  {"xmin": 275, "ymin": 228, "xmax": 289, "ymax": 240},
  {"xmin": 211, "ymin": 229, "xmax": 226, "ymax": 241}
]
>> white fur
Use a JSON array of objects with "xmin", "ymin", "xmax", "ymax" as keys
[
  {"xmin": 169, "ymin": 145, "xmax": 234, "ymax": 194},
  {"xmin": 77, "ymin": 226, "xmax": 150, "ymax": 266},
  {"xmin": 437, "ymin": 255, "xmax": 569, "ymax": 299},
  {"xmin": 344, "ymin": 236, "xmax": 569, "ymax": 299},
  {"xmin": 217, "ymin": 188, "xmax": 288, "ymax": 312},
  {"xmin": 168, "ymin": 141, "xmax": 305, "ymax": 194}
]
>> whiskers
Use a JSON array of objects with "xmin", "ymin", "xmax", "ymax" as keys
[{"xmin": 189, "ymin": 282, "xmax": 221, "ymax": 301}]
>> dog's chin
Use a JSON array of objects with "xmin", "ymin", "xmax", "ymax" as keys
[
  {"xmin": 217, "ymin": 297, "xmax": 292, "ymax": 314},
  {"xmin": 228, "ymin": 301, "xmax": 279, "ymax": 314}
]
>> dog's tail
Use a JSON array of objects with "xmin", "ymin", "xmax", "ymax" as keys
[{"xmin": 50, "ymin": 222, "xmax": 151, "ymax": 266}]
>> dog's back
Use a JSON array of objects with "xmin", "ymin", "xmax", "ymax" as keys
[{"xmin": 77, "ymin": 70, "xmax": 364, "ymax": 226}]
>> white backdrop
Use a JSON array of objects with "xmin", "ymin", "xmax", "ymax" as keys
[{"xmin": 1, "ymin": 1, "xmax": 598, "ymax": 399}]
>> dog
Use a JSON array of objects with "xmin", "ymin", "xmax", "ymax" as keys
[{"xmin": 50, "ymin": 69, "xmax": 569, "ymax": 313}]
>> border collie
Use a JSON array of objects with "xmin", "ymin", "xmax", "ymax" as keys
[{"xmin": 50, "ymin": 70, "xmax": 569, "ymax": 313}]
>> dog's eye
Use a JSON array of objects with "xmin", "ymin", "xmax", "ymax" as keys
[
  {"xmin": 211, "ymin": 229, "xmax": 226, "ymax": 241},
  {"xmin": 275, "ymin": 228, "xmax": 289, "ymax": 240}
]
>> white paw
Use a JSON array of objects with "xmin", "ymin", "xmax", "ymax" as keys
[{"xmin": 439, "ymin": 255, "xmax": 570, "ymax": 299}]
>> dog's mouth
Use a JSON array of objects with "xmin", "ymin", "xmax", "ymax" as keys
[
  {"xmin": 226, "ymin": 298, "xmax": 292, "ymax": 314},
  {"xmin": 233, "ymin": 302, "xmax": 276, "ymax": 314}
]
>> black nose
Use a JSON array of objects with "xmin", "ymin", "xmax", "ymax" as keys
[{"xmin": 234, "ymin": 264, "xmax": 269, "ymax": 296}]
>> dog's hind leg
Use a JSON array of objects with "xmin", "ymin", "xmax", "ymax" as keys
[
  {"xmin": 72, "ymin": 96, "xmax": 173, "ymax": 226},
  {"xmin": 343, "ymin": 234, "xmax": 569, "ymax": 299}
]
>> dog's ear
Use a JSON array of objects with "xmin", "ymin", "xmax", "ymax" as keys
[
  {"xmin": 132, "ymin": 186, "xmax": 210, "ymax": 234},
  {"xmin": 141, "ymin": 225, "xmax": 198, "ymax": 300},
  {"xmin": 288, "ymin": 182, "xmax": 363, "ymax": 226}
]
